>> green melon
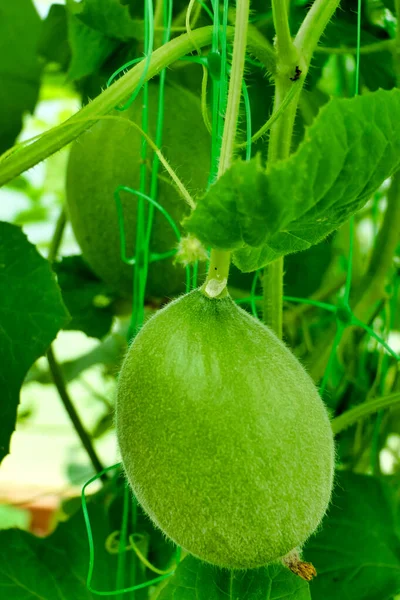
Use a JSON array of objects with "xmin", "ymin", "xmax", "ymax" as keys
[
  {"xmin": 66, "ymin": 83, "xmax": 210, "ymax": 298},
  {"xmin": 116, "ymin": 290, "xmax": 335, "ymax": 569}
]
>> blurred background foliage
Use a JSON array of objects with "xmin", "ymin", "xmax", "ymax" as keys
[{"xmin": 0, "ymin": 0, "xmax": 399, "ymax": 599}]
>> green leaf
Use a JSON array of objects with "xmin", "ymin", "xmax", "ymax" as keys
[
  {"xmin": 185, "ymin": 89, "xmax": 400, "ymax": 272},
  {"xmin": 38, "ymin": 4, "xmax": 71, "ymax": 69},
  {"xmin": 66, "ymin": 7, "xmax": 119, "ymax": 81},
  {"xmin": 317, "ymin": 21, "xmax": 395, "ymax": 93},
  {"xmin": 0, "ymin": 482, "xmax": 172, "ymax": 599},
  {"xmin": 0, "ymin": 222, "xmax": 69, "ymax": 463},
  {"xmin": 0, "ymin": 0, "xmax": 42, "ymax": 153},
  {"xmin": 75, "ymin": 0, "xmax": 140, "ymax": 41},
  {"xmin": 159, "ymin": 555, "xmax": 311, "ymax": 599},
  {"xmin": 305, "ymin": 471, "xmax": 400, "ymax": 600},
  {"xmin": 0, "ymin": 493, "xmax": 114, "ymax": 598},
  {"xmin": 54, "ymin": 256, "xmax": 115, "ymax": 339}
]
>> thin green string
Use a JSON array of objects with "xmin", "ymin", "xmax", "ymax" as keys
[
  {"xmin": 129, "ymin": 0, "xmax": 154, "ymax": 339},
  {"xmin": 81, "ymin": 464, "xmax": 180, "ymax": 596},
  {"xmin": 106, "ymin": 0, "xmax": 154, "ymax": 112},
  {"xmin": 144, "ymin": 0, "xmax": 175, "ymax": 288},
  {"xmin": 116, "ymin": 484, "xmax": 131, "ymax": 597},
  {"xmin": 114, "ymin": 188, "xmax": 182, "ymax": 264}
]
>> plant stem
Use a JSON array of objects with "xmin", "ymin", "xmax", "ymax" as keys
[
  {"xmin": 153, "ymin": 0, "xmax": 164, "ymax": 49},
  {"xmin": 294, "ymin": 0, "xmax": 342, "ymax": 64},
  {"xmin": 331, "ymin": 391, "xmax": 400, "ymax": 435},
  {"xmin": 271, "ymin": 0, "xmax": 293, "ymax": 62},
  {"xmin": 262, "ymin": 0, "xmax": 343, "ymax": 336},
  {"xmin": 202, "ymin": 0, "xmax": 250, "ymax": 299},
  {"xmin": 0, "ymin": 26, "xmax": 275, "ymax": 188},
  {"xmin": 262, "ymin": 2, "xmax": 300, "ymax": 336},
  {"xmin": 217, "ymin": 0, "xmax": 249, "ymax": 177},
  {"xmin": 202, "ymin": 250, "xmax": 232, "ymax": 298},
  {"xmin": 46, "ymin": 207, "xmax": 107, "ymax": 482},
  {"xmin": 352, "ymin": 171, "xmax": 400, "ymax": 321},
  {"xmin": 308, "ymin": 171, "xmax": 400, "ymax": 383},
  {"xmin": 316, "ymin": 39, "xmax": 395, "ymax": 55},
  {"xmin": 47, "ymin": 347, "xmax": 108, "ymax": 482},
  {"xmin": 47, "ymin": 208, "xmax": 66, "ymax": 264}
]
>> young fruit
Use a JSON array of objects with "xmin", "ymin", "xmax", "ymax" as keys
[
  {"xmin": 116, "ymin": 290, "xmax": 335, "ymax": 569},
  {"xmin": 66, "ymin": 83, "xmax": 210, "ymax": 298}
]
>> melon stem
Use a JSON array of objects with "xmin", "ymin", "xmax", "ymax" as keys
[
  {"xmin": 203, "ymin": 0, "xmax": 250, "ymax": 297},
  {"xmin": 201, "ymin": 249, "xmax": 231, "ymax": 298}
]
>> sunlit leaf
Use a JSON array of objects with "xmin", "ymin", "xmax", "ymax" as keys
[
  {"xmin": 185, "ymin": 89, "xmax": 400, "ymax": 271},
  {"xmin": 0, "ymin": 222, "xmax": 69, "ymax": 463},
  {"xmin": 0, "ymin": 0, "xmax": 42, "ymax": 153}
]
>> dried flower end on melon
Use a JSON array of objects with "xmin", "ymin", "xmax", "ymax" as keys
[
  {"xmin": 65, "ymin": 83, "xmax": 210, "ymax": 298},
  {"xmin": 116, "ymin": 290, "xmax": 335, "ymax": 569}
]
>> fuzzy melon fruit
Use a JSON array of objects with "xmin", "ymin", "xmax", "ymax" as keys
[
  {"xmin": 116, "ymin": 290, "xmax": 335, "ymax": 569},
  {"xmin": 66, "ymin": 83, "xmax": 210, "ymax": 298}
]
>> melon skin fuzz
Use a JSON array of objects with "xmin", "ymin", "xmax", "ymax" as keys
[{"xmin": 116, "ymin": 290, "xmax": 335, "ymax": 569}]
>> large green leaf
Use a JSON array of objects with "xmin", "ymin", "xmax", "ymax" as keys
[
  {"xmin": 0, "ymin": 482, "xmax": 174, "ymax": 599},
  {"xmin": 305, "ymin": 471, "xmax": 400, "ymax": 600},
  {"xmin": 54, "ymin": 256, "xmax": 115, "ymax": 339},
  {"xmin": 159, "ymin": 555, "xmax": 311, "ymax": 600},
  {"xmin": 38, "ymin": 4, "xmax": 71, "ymax": 70},
  {"xmin": 0, "ymin": 0, "xmax": 42, "ymax": 153},
  {"xmin": 75, "ymin": 0, "xmax": 140, "ymax": 41},
  {"xmin": 0, "ymin": 493, "xmax": 118, "ymax": 599},
  {"xmin": 185, "ymin": 89, "xmax": 400, "ymax": 272},
  {"xmin": 66, "ymin": 7, "xmax": 118, "ymax": 81},
  {"xmin": 0, "ymin": 222, "xmax": 69, "ymax": 463}
]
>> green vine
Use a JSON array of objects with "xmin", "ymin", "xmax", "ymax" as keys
[
  {"xmin": 202, "ymin": 0, "xmax": 250, "ymax": 299},
  {"xmin": 0, "ymin": 26, "xmax": 275, "ymax": 189},
  {"xmin": 262, "ymin": 0, "xmax": 342, "ymax": 337},
  {"xmin": 331, "ymin": 391, "xmax": 400, "ymax": 435}
]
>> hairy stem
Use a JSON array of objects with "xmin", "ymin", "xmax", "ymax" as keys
[
  {"xmin": 262, "ymin": 2, "xmax": 300, "ymax": 336},
  {"xmin": 203, "ymin": 0, "xmax": 250, "ymax": 298},
  {"xmin": 331, "ymin": 391, "xmax": 400, "ymax": 435},
  {"xmin": 294, "ymin": 0, "xmax": 343, "ymax": 64},
  {"xmin": 0, "ymin": 26, "xmax": 275, "ymax": 188},
  {"xmin": 217, "ymin": 0, "xmax": 249, "ymax": 177},
  {"xmin": 262, "ymin": 0, "xmax": 343, "ymax": 336},
  {"xmin": 272, "ymin": 0, "xmax": 293, "ymax": 62}
]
